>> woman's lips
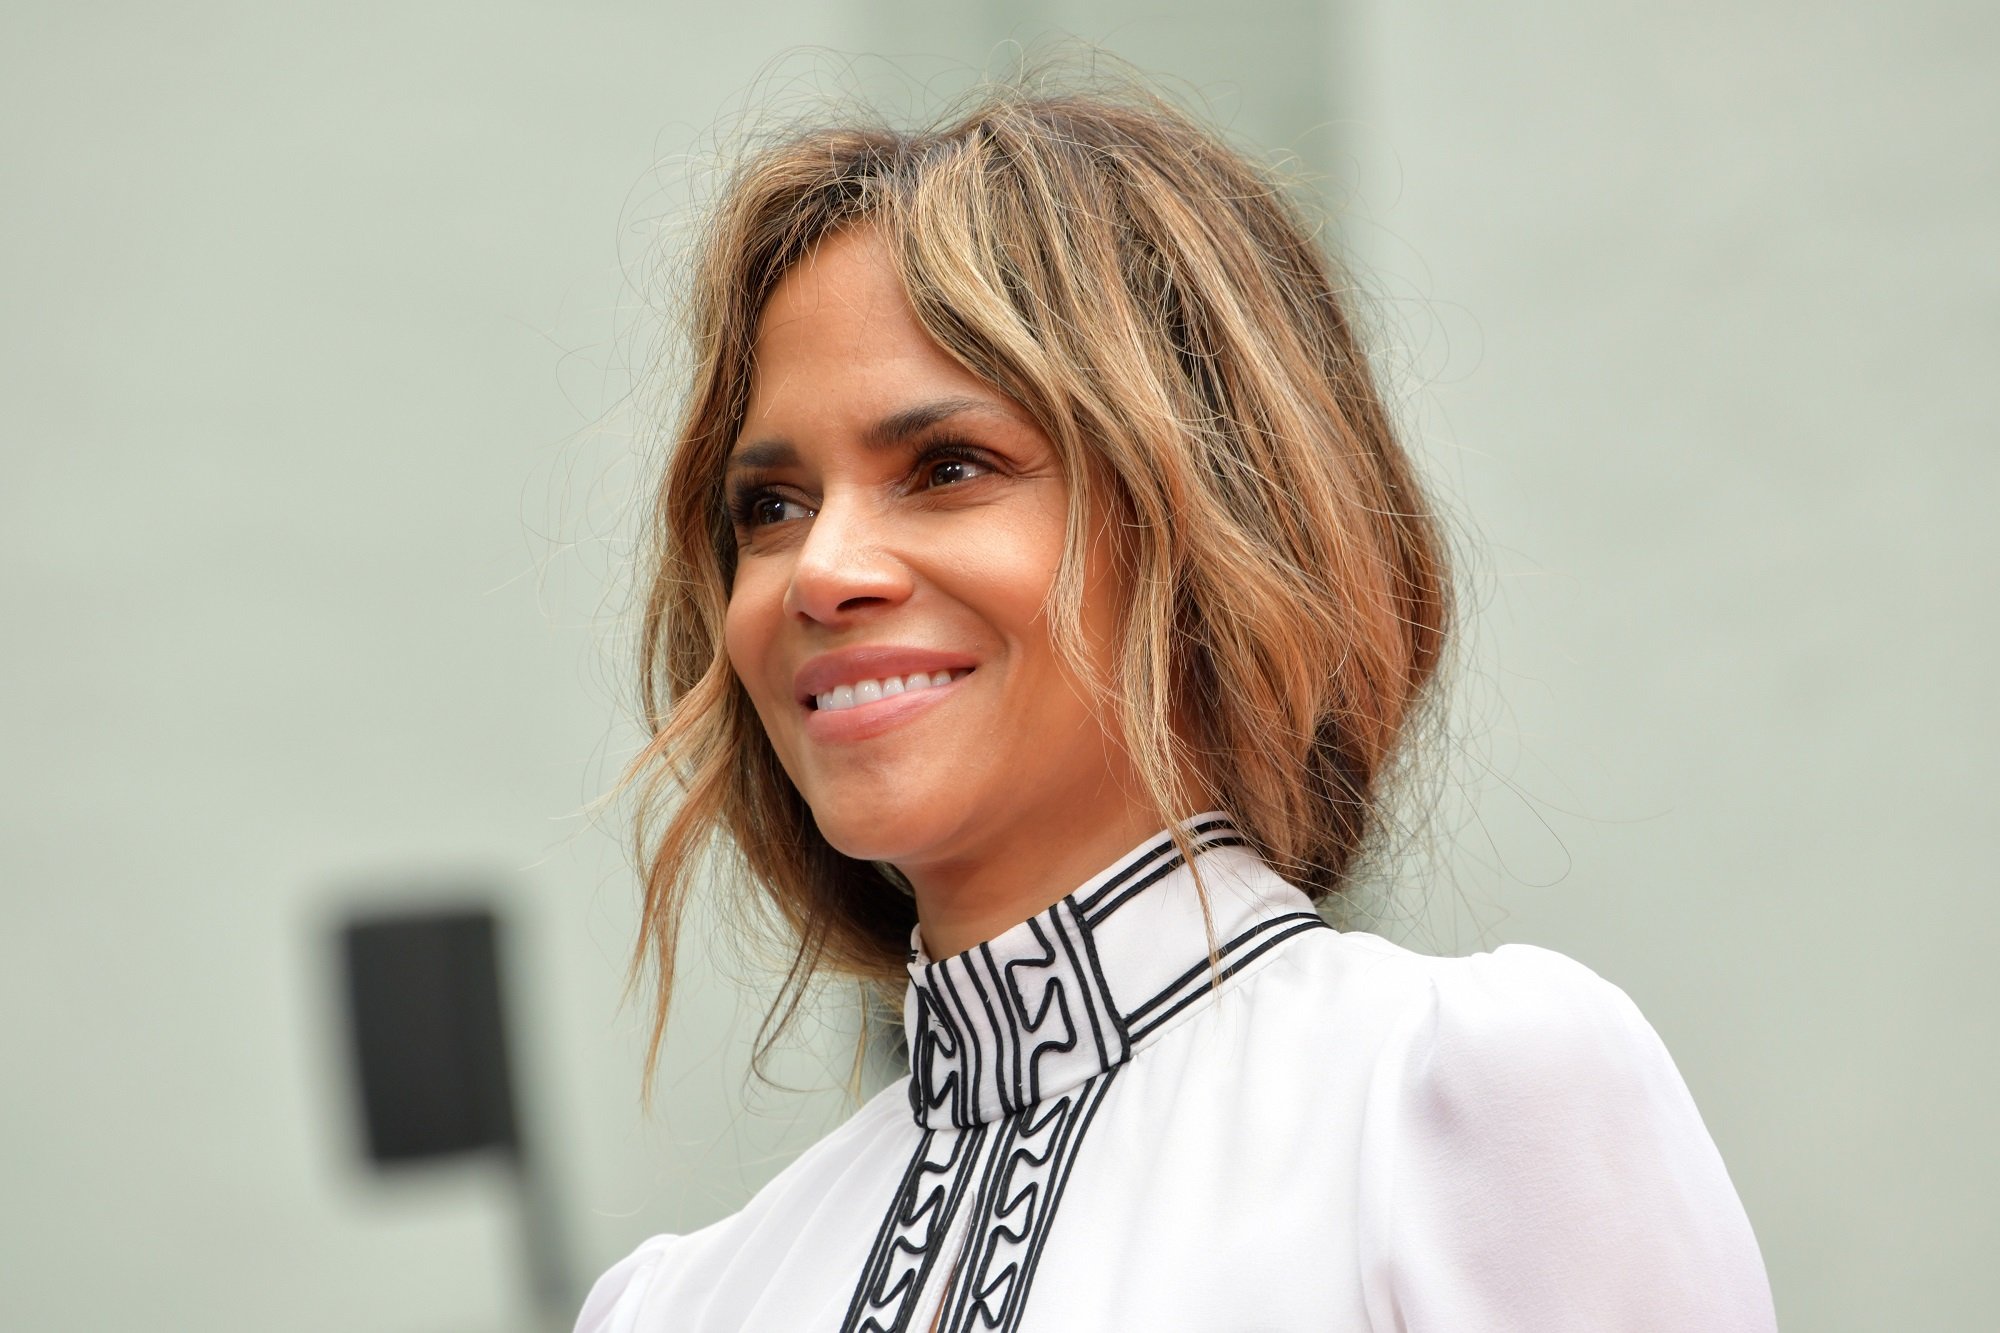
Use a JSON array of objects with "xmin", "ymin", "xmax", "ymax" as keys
[
  {"xmin": 792, "ymin": 646, "xmax": 979, "ymax": 706},
  {"xmin": 800, "ymin": 668, "xmax": 973, "ymax": 742},
  {"xmin": 810, "ymin": 667, "xmax": 973, "ymax": 712}
]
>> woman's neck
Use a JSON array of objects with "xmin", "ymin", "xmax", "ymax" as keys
[{"xmin": 899, "ymin": 797, "xmax": 1181, "ymax": 960}]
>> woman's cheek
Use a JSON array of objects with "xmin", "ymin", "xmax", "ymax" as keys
[{"xmin": 721, "ymin": 573, "xmax": 777, "ymax": 710}]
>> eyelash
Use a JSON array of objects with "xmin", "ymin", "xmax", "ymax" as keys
[{"xmin": 725, "ymin": 440, "xmax": 994, "ymax": 531}]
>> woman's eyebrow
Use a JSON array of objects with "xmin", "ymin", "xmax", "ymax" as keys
[
  {"xmin": 864, "ymin": 396, "xmax": 1012, "ymax": 448},
  {"xmin": 727, "ymin": 397, "xmax": 1016, "ymax": 474},
  {"xmin": 726, "ymin": 440, "xmax": 797, "ymax": 473}
]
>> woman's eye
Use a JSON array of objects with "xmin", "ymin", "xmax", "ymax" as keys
[
  {"xmin": 739, "ymin": 492, "xmax": 813, "ymax": 527},
  {"xmin": 919, "ymin": 453, "xmax": 989, "ymax": 489}
]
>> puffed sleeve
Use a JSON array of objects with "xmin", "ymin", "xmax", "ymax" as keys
[
  {"xmin": 572, "ymin": 1234, "xmax": 676, "ymax": 1333},
  {"xmin": 1356, "ymin": 944, "xmax": 1777, "ymax": 1332}
]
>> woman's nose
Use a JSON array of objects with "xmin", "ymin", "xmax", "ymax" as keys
[{"xmin": 781, "ymin": 497, "xmax": 913, "ymax": 626}]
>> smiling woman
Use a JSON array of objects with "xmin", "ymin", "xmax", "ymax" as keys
[
  {"xmin": 723, "ymin": 226, "xmax": 1158, "ymax": 958},
  {"xmin": 585, "ymin": 73, "xmax": 1776, "ymax": 1333}
]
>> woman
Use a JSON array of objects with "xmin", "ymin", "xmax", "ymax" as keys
[{"xmin": 580, "ymin": 79, "xmax": 1777, "ymax": 1331}]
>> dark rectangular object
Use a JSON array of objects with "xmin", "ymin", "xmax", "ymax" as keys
[{"xmin": 340, "ymin": 907, "xmax": 519, "ymax": 1164}]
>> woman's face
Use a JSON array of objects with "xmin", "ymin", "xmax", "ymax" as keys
[{"xmin": 721, "ymin": 227, "xmax": 1142, "ymax": 902}]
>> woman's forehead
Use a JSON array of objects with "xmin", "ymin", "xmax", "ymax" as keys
[
  {"xmin": 751, "ymin": 227, "xmax": 903, "ymax": 349},
  {"xmin": 740, "ymin": 233, "xmax": 1012, "ymax": 442}
]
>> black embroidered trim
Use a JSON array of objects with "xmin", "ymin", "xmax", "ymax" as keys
[
  {"xmin": 1074, "ymin": 817, "xmax": 1242, "ymax": 919},
  {"xmin": 936, "ymin": 1070, "xmax": 1119, "ymax": 1332},
  {"xmin": 840, "ymin": 1121, "xmax": 992, "ymax": 1333},
  {"xmin": 1126, "ymin": 911, "xmax": 1327, "ymax": 1042},
  {"xmin": 877, "ymin": 824, "xmax": 1333, "ymax": 1330},
  {"xmin": 911, "ymin": 896, "xmax": 1125, "ymax": 1128},
  {"xmin": 909, "ymin": 819, "xmax": 1254, "ymax": 1128}
]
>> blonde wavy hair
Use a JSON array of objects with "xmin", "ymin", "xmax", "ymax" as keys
[{"xmin": 620, "ymin": 77, "xmax": 1453, "ymax": 1084}]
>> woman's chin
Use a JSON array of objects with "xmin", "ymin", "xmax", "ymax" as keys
[{"xmin": 808, "ymin": 799, "xmax": 960, "ymax": 870}]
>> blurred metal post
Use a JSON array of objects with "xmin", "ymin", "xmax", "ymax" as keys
[{"xmin": 338, "ymin": 901, "xmax": 576, "ymax": 1324}]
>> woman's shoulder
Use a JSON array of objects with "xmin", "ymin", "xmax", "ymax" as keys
[
  {"xmin": 571, "ymin": 1079, "xmax": 917, "ymax": 1333},
  {"xmin": 1260, "ymin": 924, "xmax": 1649, "ymax": 1065},
  {"xmin": 1335, "ymin": 934, "xmax": 1701, "ymax": 1144},
  {"xmin": 1247, "ymin": 926, "xmax": 1716, "ymax": 1155},
  {"xmin": 1368, "ymin": 933, "xmax": 1656, "ymax": 1066},
  {"xmin": 1295, "ymin": 933, "xmax": 1779, "ymax": 1330},
  {"xmin": 572, "ymin": 1231, "xmax": 680, "ymax": 1333}
]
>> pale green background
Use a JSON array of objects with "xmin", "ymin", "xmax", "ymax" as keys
[{"xmin": 3, "ymin": 2, "xmax": 1994, "ymax": 1330}]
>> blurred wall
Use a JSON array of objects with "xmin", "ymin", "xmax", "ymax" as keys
[
  {"xmin": 3, "ymin": 3, "xmax": 1993, "ymax": 1332},
  {"xmin": 1339, "ymin": 3, "xmax": 2000, "ymax": 1329},
  {"xmin": 0, "ymin": 5, "xmax": 872, "ymax": 1331}
]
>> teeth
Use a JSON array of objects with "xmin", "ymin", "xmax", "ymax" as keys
[{"xmin": 815, "ymin": 669, "xmax": 968, "ymax": 712}]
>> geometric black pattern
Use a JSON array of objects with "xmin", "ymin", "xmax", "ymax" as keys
[
  {"xmin": 839, "ymin": 1073, "xmax": 1116, "ymax": 1333},
  {"xmin": 929, "ymin": 1070, "xmax": 1118, "ymax": 1333},
  {"xmin": 839, "ymin": 1122, "xmax": 992, "ymax": 1333},
  {"xmin": 908, "ymin": 816, "xmax": 1315, "ymax": 1128},
  {"xmin": 850, "ymin": 818, "xmax": 1331, "ymax": 1332},
  {"xmin": 907, "ymin": 898, "xmax": 1122, "ymax": 1129}
]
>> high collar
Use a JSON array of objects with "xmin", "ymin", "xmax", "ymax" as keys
[{"xmin": 901, "ymin": 814, "xmax": 1327, "ymax": 1129}]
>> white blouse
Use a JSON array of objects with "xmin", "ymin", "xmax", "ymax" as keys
[{"xmin": 577, "ymin": 816, "xmax": 1777, "ymax": 1331}]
